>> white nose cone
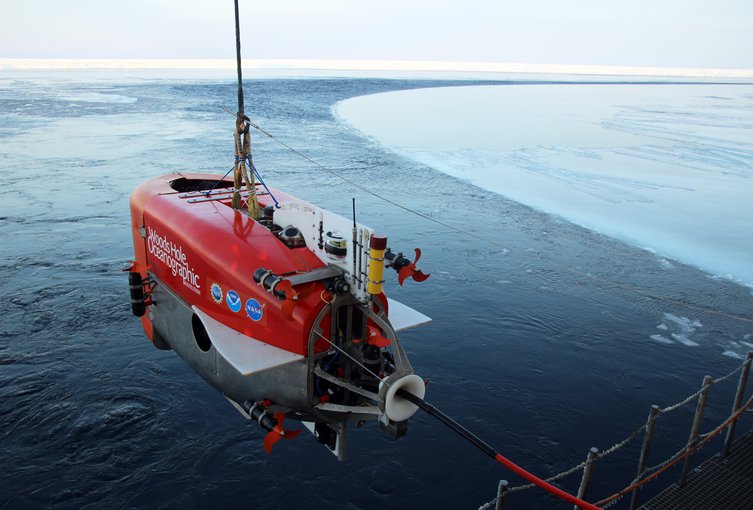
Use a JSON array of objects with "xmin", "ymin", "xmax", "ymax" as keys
[{"xmin": 382, "ymin": 374, "xmax": 426, "ymax": 422}]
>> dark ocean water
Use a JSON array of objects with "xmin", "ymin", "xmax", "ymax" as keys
[{"xmin": 1, "ymin": 72, "xmax": 753, "ymax": 509}]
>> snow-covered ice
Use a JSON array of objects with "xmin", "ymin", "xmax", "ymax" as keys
[{"xmin": 336, "ymin": 83, "xmax": 753, "ymax": 286}]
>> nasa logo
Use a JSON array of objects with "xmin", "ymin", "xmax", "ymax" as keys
[
  {"xmin": 210, "ymin": 282, "xmax": 223, "ymax": 304},
  {"xmin": 226, "ymin": 290, "xmax": 242, "ymax": 313},
  {"xmin": 245, "ymin": 298, "xmax": 264, "ymax": 321}
]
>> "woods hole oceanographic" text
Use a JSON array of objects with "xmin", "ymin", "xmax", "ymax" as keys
[{"xmin": 147, "ymin": 226, "xmax": 201, "ymax": 294}]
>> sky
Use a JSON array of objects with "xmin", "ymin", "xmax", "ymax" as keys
[{"xmin": 1, "ymin": 0, "xmax": 753, "ymax": 69}]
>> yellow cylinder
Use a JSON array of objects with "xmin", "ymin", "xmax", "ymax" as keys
[{"xmin": 367, "ymin": 234, "xmax": 387, "ymax": 295}]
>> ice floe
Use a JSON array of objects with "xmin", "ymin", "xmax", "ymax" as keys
[
  {"xmin": 653, "ymin": 313, "xmax": 703, "ymax": 347},
  {"xmin": 337, "ymin": 83, "xmax": 753, "ymax": 287}
]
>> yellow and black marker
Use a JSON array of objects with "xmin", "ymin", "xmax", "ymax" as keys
[{"xmin": 367, "ymin": 234, "xmax": 387, "ymax": 295}]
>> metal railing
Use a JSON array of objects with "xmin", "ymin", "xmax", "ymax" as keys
[{"xmin": 480, "ymin": 351, "xmax": 753, "ymax": 510}]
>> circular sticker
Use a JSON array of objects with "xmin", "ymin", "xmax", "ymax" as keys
[
  {"xmin": 245, "ymin": 298, "xmax": 264, "ymax": 321},
  {"xmin": 210, "ymin": 282, "xmax": 223, "ymax": 304},
  {"xmin": 225, "ymin": 290, "xmax": 242, "ymax": 313}
]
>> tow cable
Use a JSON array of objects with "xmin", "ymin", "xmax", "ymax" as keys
[{"xmin": 397, "ymin": 389, "xmax": 601, "ymax": 510}]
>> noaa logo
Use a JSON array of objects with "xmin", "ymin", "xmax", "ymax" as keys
[
  {"xmin": 210, "ymin": 282, "xmax": 223, "ymax": 304},
  {"xmin": 225, "ymin": 290, "xmax": 242, "ymax": 313},
  {"xmin": 245, "ymin": 298, "xmax": 264, "ymax": 321}
]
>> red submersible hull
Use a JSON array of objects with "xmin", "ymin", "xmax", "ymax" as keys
[{"xmin": 128, "ymin": 172, "xmax": 430, "ymax": 458}]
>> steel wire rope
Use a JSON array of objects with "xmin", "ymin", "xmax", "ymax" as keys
[
  {"xmin": 241, "ymin": 118, "xmax": 753, "ymax": 326},
  {"xmin": 480, "ymin": 392, "xmax": 753, "ymax": 509},
  {"xmin": 507, "ymin": 460, "xmax": 589, "ymax": 493},
  {"xmin": 594, "ymin": 392, "xmax": 753, "ymax": 507},
  {"xmin": 478, "ymin": 422, "xmax": 649, "ymax": 508},
  {"xmin": 658, "ymin": 363, "xmax": 744, "ymax": 414},
  {"xmin": 477, "ymin": 356, "xmax": 751, "ymax": 508}
]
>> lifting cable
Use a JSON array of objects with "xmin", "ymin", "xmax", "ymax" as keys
[
  {"xmin": 224, "ymin": 0, "xmax": 751, "ymax": 327},
  {"xmin": 231, "ymin": 0, "xmax": 260, "ymax": 218},
  {"xmin": 224, "ymin": 3, "xmax": 751, "ymax": 327},
  {"xmin": 397, "ymin": 389, "xmax": 601, "ymax": 510}
]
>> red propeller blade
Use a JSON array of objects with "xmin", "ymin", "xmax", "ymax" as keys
[
  {"xmin": 277, "ymin": 281, "xmax": 316, "ymax": 321},
  {"xmin": 366, "ymin": 325, "xmax": 391, "ymax": 347},
  {"xmin": 367, "ymin": 335, "xmax": 391, "ymax": 348},
  {"xmin": 398, "ymin": 265, "xmax": 414, "ymax": 286},
  {"xmin": 276, "ymin": 280, "xmax": 299, "ymax": 320},
  {"xmin": 397, "ymin": 248, "xmax": 430, "ymax": 285},
  {"xmin": 263, "ymin": 429, "xmax": 282, "ymax": 453},
  {"xmin": 263, "ymin": 412, "xmax": 302, "ymax": 454},
  {"xmin": 126, "ymin": 260, "xmax": 148, "ymax": 273},
  {"xmin": 275, "ymin": 279, "xmax": 293, "ymax": 298}
]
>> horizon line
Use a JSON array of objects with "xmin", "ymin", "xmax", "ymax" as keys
[{"xmin": 2, "ymin": 58, "xmax": 753, "ymax": 78}]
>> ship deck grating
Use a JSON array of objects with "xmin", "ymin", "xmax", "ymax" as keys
[{"xmin": 639, "ymin": 431, "xmax": 753, "ymax": 510}]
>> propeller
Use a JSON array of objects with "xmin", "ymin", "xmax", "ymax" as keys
[
  {"xmin": 274, "ymin": 280, "xmax": 298, "ymax": 320},
  {"xmin": 275, "ymin": 280, "xmax": 315, "ymax": 320},
  {"xmin": 365, "ymin": 325, "xmax": 391, "ymax": 347},
  {"xmin": 263, "ymin": 412, "xmax": 302, "ymax": 453},
  {"xmin": 397, "ymin": 248, "xmax": 431, "ymax": 286},
  {"xmin": 124, "ymin": 260, "xmax": 146, "ymax": 273}
]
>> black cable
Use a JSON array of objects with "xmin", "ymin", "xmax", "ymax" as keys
[
  {"xmin": 233, "ymin": 0, "xmax": 245, "ymax": 117},
  {"xmin": 396, "ymin": 389, "xmax": 496, "ymax": 458},
  {"xmin": 396, "ymin": 389, "xmax": 601, "ymax": 509}
]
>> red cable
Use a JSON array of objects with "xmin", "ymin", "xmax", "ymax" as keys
[
  {"xmin": 397, "ymin": 389, "xmax": 602, "ymax": 509},
  {"xmin": 494, "ymin": 453, "xmax": 601, "ymax": 510}
]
